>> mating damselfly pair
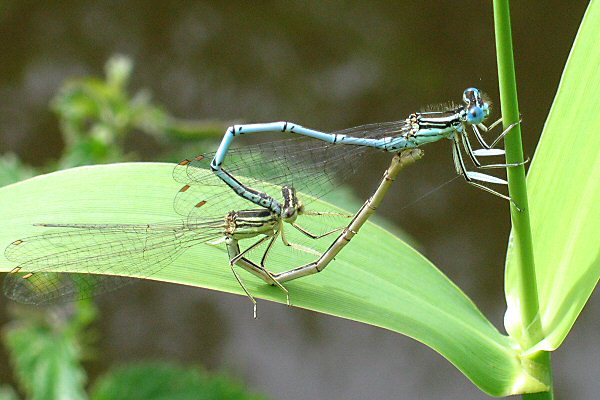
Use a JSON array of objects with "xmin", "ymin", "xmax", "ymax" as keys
[{"xmin": 3, "ymin": 88, "xmax": 521, "ymax": 313}]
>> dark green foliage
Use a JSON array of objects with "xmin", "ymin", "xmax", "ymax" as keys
[
  {"xmin": 3, "ymin": 301, "xmax": 267, "ymax": 400},
  {"xmin": 0, "ymin": 385, "xmax": 19, "ymax": 400},
  {"xmin": 90, "ymin": 362, "xmax": 267, "ymax": 400},
  {"xmin": 0, "ymin": 154, "xmax": 35, "ymax": 187},
  {"xmin": 2, "ymin": 302, "xmax": 94, "ymax": 400},
  {"xmin": 52, "ymin": 56, "xmax": 169, "ymax": 166},
  {"xmin": 51, "ymin": 55, "xmax": 225, "ymax": 168}
]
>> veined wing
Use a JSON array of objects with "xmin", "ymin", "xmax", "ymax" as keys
[
  {"xmin": 3, "ymin": 220, "xmax": 225, "ymax": 305},
  {"xmin": 173, "ymin": 120, "xmax": 410, "ymax": 220}
]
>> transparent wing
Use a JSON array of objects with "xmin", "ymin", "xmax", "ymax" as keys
[
  {"xmin": 173, "ymin": 120, "xmax": 410, "ymax": 220},
  {"xmin": 3, "ymin": 220, "xmax": 225, "ymax": 305}
]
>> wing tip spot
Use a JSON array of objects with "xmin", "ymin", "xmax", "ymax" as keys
[
  {"xmin": 22, "ymin": 272, "xmax": 34, "ymax": 279},
  {"xmin": 9, "ymin": 266, "xmax": 22, "ymax": 273},
  {"xmin": 194, "ymin": 155, "xmax": 205, "ymax": 161},
  {"xmin": 178, "ymin": 159, "xmax": 191, "ymax": 166},
  {"xmin": 180, "ymin": 184, "xmax": 191, "ymax": 192},
  {"xmin": 12, "ymin": 239, "xmax": 24, "ymax": 245},
  {"xmin": 195, "ymin": 200, "xmax": 207, "ymax": 208}
]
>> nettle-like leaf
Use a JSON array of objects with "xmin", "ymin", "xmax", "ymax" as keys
[
  {"xmin": 0, "ymin": 385, "xmax": 19, "ymax": 400},
  {"xmin": 90, "ymin": 362, "xmax": 266, "ymax": 400},
  {"xmin": 3, "ymin": 311, "xmax": 88, "ymax": 400}
]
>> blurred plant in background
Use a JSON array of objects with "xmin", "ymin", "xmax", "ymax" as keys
[
  {"xmin": 2, "ymin": 299, "xmax": 266, "ymax": 399},
  {"xmin": 0, "ymin": 56, "xmax": 266, "ymax": 400},
  {"xmin": 51, "ymin": 55, "xmax": 228, "ymax": 169}
]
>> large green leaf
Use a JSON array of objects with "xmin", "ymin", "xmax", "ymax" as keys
[
  {"xmin": 0, "ymin": 162, "xmax": 546, "ymax": 395},
  {"xmin": 504, "ymin": 0, "xmax": 600, "ymax": 354}
]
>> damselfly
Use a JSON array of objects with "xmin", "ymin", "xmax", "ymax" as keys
[
  {"xmin": 201, "ymin": 88, "xmax": 522, "ymax": 215},
  {"xmin": 3, "ymin": 186, "xmax": 345, "ymax": 316}
]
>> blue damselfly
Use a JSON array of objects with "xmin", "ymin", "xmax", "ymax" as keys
[{"xmin": 199, "ymin": 88, "xmax": 521, "ymax": 215}]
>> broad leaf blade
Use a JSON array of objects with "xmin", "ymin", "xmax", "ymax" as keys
[
  {"xmin": 504, "ymin": 0, "xmax": 600, "ymax": 353},
  {"xmin": 0, "ymin": 163, "xmax": 545, "ymax": 395}
]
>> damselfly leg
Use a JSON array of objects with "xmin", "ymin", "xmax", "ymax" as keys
[
  {"xmin": 473, "ymin": 118, "xmax": 522, "ymax": 150},
  {"xmin": 228, "ymin": 149, "xmax": 424, "ymax": 284},
  {"xmin": 461, "ymin": 122, "xmax": 526, "ymax": 169},
  {"xmin": 226, "ymin": 206, "xmax": 350, "ymax": 314}
]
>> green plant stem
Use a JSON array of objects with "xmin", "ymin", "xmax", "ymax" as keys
[{"xmin": 492, "ymin": 0, "xmax": 553, "ymax": 398}]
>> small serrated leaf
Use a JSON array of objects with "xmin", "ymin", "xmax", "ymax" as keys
[
  {"xmin": 90, "ymin": 362, "xmax": 266, "ymax": 400},
  {"xmin": 3, "ymin": 312, "xmax": 88, "ymax": 400},
  {"xmin": 0, "ymin": 385, "xmax": 20, "ymax": 400}
]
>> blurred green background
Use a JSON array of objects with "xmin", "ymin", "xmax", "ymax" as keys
[{"xmin": 0, "ymin": 1, "xmax": 595, "ymax": 399}]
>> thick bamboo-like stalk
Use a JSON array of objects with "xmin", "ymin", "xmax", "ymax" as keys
[{"xmin": 493, "ymin": 0, "xmax": 553, "ymax": 398}]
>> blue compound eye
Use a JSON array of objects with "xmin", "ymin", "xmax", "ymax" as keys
[
  {"xmin": 482, "ymin": 103, "xmax": 490, "ymax": 118},
  {"xmin": 467, "ymin": 106, "xmax": 484, "ymax": 124}
]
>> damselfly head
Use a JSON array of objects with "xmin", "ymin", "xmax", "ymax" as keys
[
  {"xmin": 281, "ymin": 185, "xmax": 300, "ymax": 222},
  {"xmin": 462, "ymin": 87, "xmax": 490, "ymax": 125},
  {"xmin": 282, "ymin": 206, "xmax": 298, "ymax": 223}
]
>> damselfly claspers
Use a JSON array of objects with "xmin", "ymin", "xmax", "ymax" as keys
[{"xmin": 204, "ymin": 87, "xmax": 522, "ymax": 214}]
